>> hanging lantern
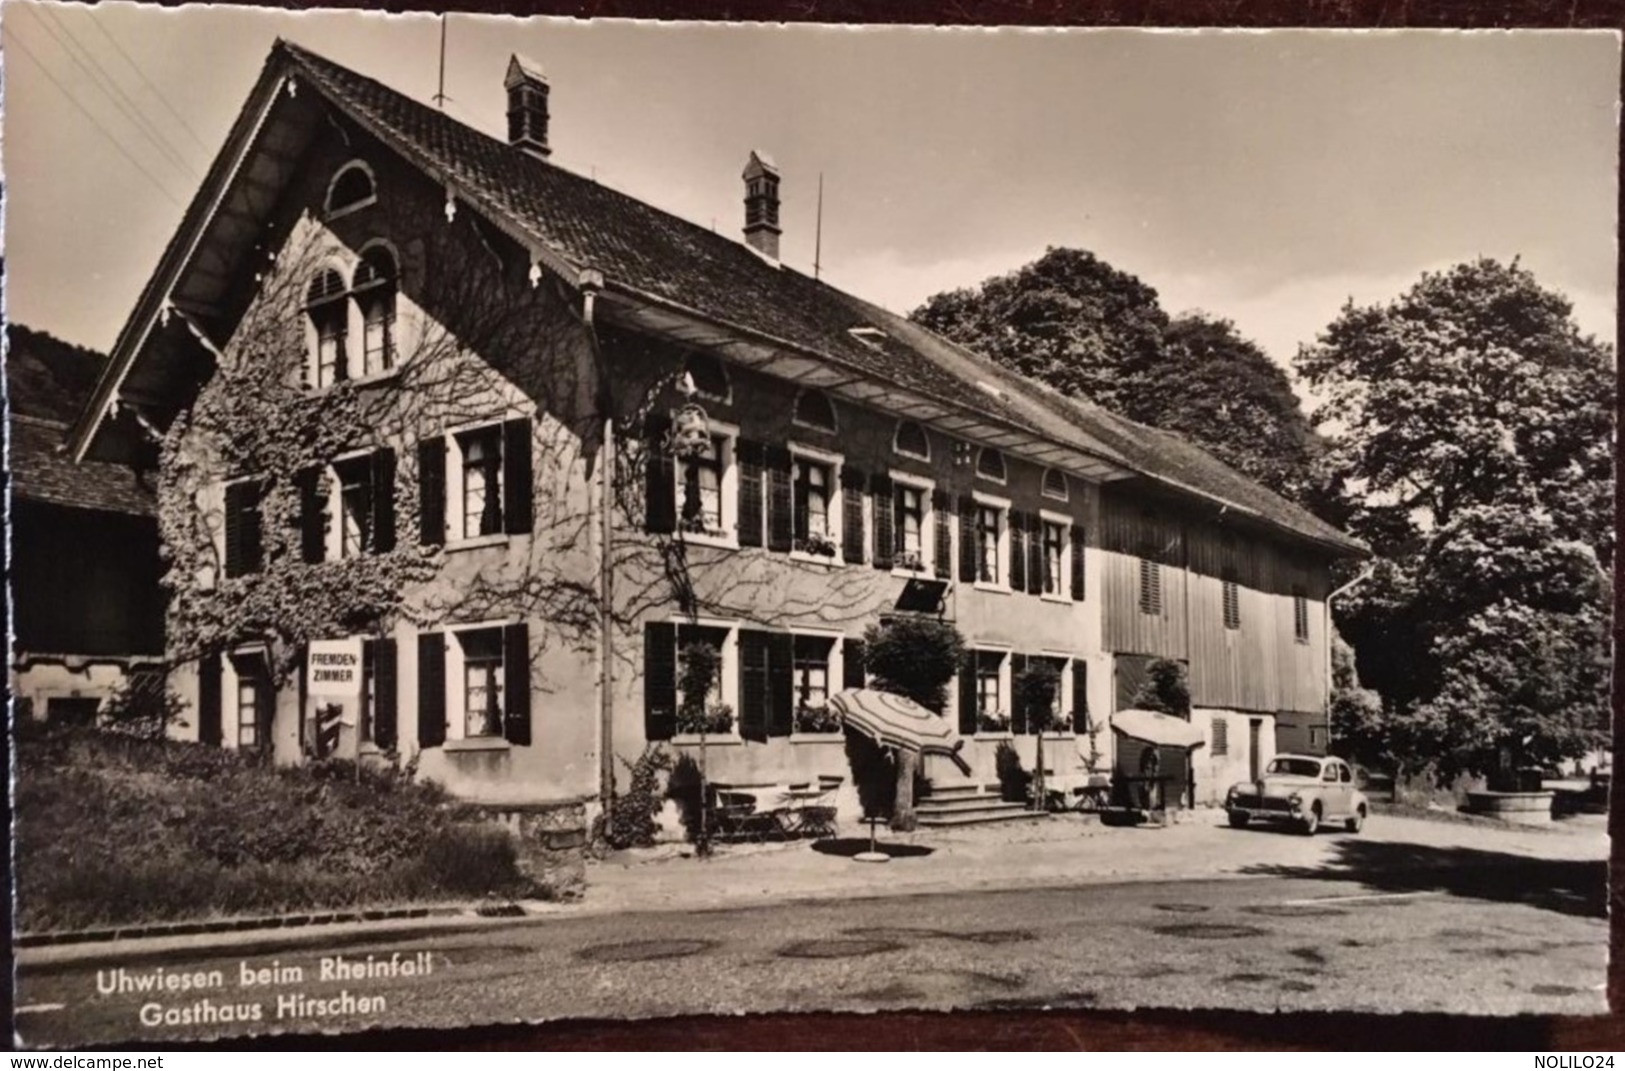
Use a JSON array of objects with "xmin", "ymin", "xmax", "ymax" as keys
[{"xmin": 669, "ymin": 402, "xmax": 712, "ymax": 459}]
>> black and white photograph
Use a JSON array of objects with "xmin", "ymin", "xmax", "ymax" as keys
[{"xmin": 5, "ymin": 5, "xmax": 1617, "ymax": 1047}]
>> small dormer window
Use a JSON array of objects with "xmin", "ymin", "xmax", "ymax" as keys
[
  {"xmin": 849, "ymin": 326, "xmax": 888, "ymax": 350},
  {"xmin": 793, "ymin": 389, "xmax": 836, "ymax": 432},
  {"xmin": 976, "ymin": 447, "xmax": 1007, "ymax": 483},
  {"xmin": 1042, "ymin": 468, "xmax": 1068, "ymax": 501},
  {"xmin": 894, "ymin": 421, "xmax": 929, "ymax": 461},
  {"xmin": 683, "ymin": 353, "xmax": 730, "ymax": 403},
  {"xmin": 325, "ymin": 161, "xmax": 376, "ymax": 218}
]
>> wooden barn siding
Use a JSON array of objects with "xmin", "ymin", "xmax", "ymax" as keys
[
  {"xmin": 1099, "ymin": 498, "xmax": 1187, "ymax": 659},
  {"xmin": 1102, "ymin": 494, "xmax": 1331, "ymax": 714}
]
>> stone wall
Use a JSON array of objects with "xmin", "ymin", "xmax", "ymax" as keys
[{"xmin": 483, "ymin": 801, "xmax": 589, "ymax": 901}]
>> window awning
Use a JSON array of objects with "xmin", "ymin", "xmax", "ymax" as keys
[{"xmin": 1110, "ymin": 708, "xmax": 1206, "ymax": 750}]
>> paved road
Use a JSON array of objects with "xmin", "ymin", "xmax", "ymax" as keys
[{"xmin": 16, "ymin": 859, "xmax": 1606, "ymax": 1047}]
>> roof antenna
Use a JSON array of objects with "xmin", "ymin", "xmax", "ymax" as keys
[
  {"xmin": 814, "ymin": 172, "xmax": 824, "ymax": 282},
  {"xmin": 434, "ymin": 15, "xmax": 448, "ymax": 110}
]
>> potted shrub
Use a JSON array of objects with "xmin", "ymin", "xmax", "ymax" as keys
[
  {"xmin": 798, "ymin": 530, "xmax": 838, "ymax": 558},
  {"xmin": 794, "ymin": 703, "xmax": 842, "ymax": 734},
  {"xmin": 977, "ymin": 709, "xmax": 1012, "ymax": 734},
  {"xmin": 895, "ymin": 548, "xmax": 924, "ymax": 572}
]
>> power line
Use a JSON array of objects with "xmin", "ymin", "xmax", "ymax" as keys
[
  {"xmin": 82, "ymin": 9, "xmax": 212, "ymax": 154},
  {"xmin": 7, "ymin": 31, "xmax": 188, "ymax": 211},
  {"xmin": 32, "ymin": 5, "xmax": 200, "ymax": 182}
]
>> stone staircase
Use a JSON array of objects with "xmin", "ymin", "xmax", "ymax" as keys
[{"xmin": 915, "ymin": 780, "xmax": 1046, "ymax": 828}]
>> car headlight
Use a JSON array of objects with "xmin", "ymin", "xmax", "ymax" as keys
[{"xmin": 1288, "ymin": 792, "xmax": 1303, "ymax": 810}]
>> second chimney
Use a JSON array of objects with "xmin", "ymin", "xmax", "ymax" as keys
[
  {"xmin": 742, "ymin": 150, "xmax": 781, "ymax": 261},
  {"xmin": 505, "ymin": 54, "xmax": 551, "ymax": 159}
]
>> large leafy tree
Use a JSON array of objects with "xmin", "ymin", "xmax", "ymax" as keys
[
  {"xmin": 1297, "ymin": 258, "xmax": 1613, "ymax": 781},
  {"xmin": 911, "ymin": 248, "xmax": 1317, "ymax": 502}
]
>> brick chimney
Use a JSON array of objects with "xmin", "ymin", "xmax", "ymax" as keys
[
  {"xmin": 505, "ymin": 54, "xmax": 550, "ymax": 159},
  {"xmin": 742, "ymin": 150, "xmax": 781, "ymax": 261}
]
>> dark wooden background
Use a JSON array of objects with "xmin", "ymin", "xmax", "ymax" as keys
[{"xmin": 11, "ymin": 0, "xmax": 1625, "ymax": 1050}]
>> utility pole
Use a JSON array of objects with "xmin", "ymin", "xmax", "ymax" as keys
[{"xmin": 434, "ymin": 15, "xmax": 447, "ymax": 110}]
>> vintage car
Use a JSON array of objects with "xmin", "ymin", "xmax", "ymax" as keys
[{"xmin": 1225, "ymin": 754, "xmax": 1368, "ymax": 835}]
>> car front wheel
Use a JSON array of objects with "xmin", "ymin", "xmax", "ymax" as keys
[
  {"xmin": 1227, "ymin": 810, "xmax": 1249, "ymax": 828},
  {"xmin": 1345, "ymin": 805, "xmax": 1366, "ymax": 834}
]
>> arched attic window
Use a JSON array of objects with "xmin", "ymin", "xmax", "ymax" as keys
[
  {"xmin": 325, "ymin": 161, "xmax": 377, "ymax": 218},
  {"xmin": 353, "ymin": 244, "xmax": 399, "ymax": 376},
  {"xmin": 683, "ymin": 352, "xmax": 730, "ymax": 402},
  {"xmin": 793, "ymin": 389, "xmax": 837, "ymax": 432},
  {"xmin": 894, "ymin": 420, "xmax": 929, "ymax": 461},
  {"xmin": 306, "ymin": 267, "xmax": 349, "ymax": 388},
  {"xmin": 976, "ymin": 447, "xmax": 1007, "ymax": 483},
  {"xmin": 1042, "ymin": 467, "xmax": 1068, "ymax": 501}
]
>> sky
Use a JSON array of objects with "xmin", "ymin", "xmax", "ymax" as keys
[{"xmin": 4, "ymin": 6, "xmax": 1619, "ymax": 390}]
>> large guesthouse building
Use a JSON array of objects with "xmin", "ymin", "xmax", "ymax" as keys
[{"xmin": 70, "ymin": 43, "xmax": 1364, "ymax": 832}]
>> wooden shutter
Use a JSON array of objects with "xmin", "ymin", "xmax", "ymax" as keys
[
  {"xmin": 841, "ymin": 467, "xmax": 866, "ymax": 563},
  {"xmin": 1011, "ymin": 653, "xmax": 1030, "ymax": 735},
  {"xmin": 843, "ymin": 638, "xmax": 867, "ymax": 690},
  {"xmin": 792, "ymin": 461, "xmax": 810, "ymax": 543},
  {"xmin": 1009, "ymin": 511, "xmax": 1027, "ymax": 592},
  {"xmin": 1140, "ymin": 556, "xmax": 1162, "ymax": 615},
  {"xmin": 417, "ymin": 438, "xmax": 446, "ymax": 547},
  {"xmin": 296, "ymin": 468, "xmax": 325, "ymax": 564},
  {"xmin": 1070, "ymin": 525, "xmax": 1086, "ymax": 601},
  {"xmin": 644, "ymin": 413, "xmax": 675, "ymax": 534},
  {"xmin": 502, "ymin": 418, "xmax": 533, "ymax": 536},
  {"xmin": 737, "ymin": 439, "xmax": 765, "ymax": 548},
  {"xmin": 766, "ymin": 446, "xmax": 794, "ymax": 552},
  {"xmin": 371, "ymin": 638, "xmax": 398, "ymax": 750},
  {"xmin": 503, "ymin": 622, "xmax": 531, "ymax": 745},
  {"xmin": 1071, "ymin": 659, "xmax": 1089, "ymax": 733},
  {"xmin": 958, "ymin": 650, "xmax": 978, "ymax": 735},
  {"xmin": 372, "ymin": 449, "xmax": 397, "ymax": 553},
  {"xmin": 1028, "ymin": 518, "xmax": 1045, "ymax": 595},
  {"xmin": 417, "ymin": 632, "xmax": 446, "ymax": 748},
  {"xmin": 933, "ymin": 490, "xmax": 952, "ymax": 579},
  {"xmin": 871, "ymin": 472, "xmax": 894, "ymax": 569},
  {"xmin": 766, "ymin": 631, "xmax": 794, "ymax": 737},
  {"xmin": 224, "ymin": 482, "xmax": 247, "ymax": 577},
  {"xmin": 643, "ymin": 622, "xmax": 677, "ymax": 741},
  {"xmin": 958, "ymin": 495, "xmax": 977, "ymax": 582},
  {"xmin": 739, "ymin": 629, "xmax": 769, "ymax": 742},
  {"xmin": 198, "ymin": 651, "xmax": 222, "ymax": 746}
]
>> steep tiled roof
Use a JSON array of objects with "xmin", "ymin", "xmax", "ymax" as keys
[{"xmin": 10, "ymin": 414, "xmax": 156, "ymax": 516}]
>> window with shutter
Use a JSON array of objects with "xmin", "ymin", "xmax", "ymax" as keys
[
  {"xmin": 644, "ymin": 413, "xmax": 675, "ymax": 534},
  {"xmin": 1293, "ymin": 588, "xmax": 1310, "ymax": 643},
  {"xmin": 871, "ymin": 473, "xmax": 894, "ymax": 569},
  {"xmin": 369, "ymin": 638, "xmax": 398, "ymax": 749},
  {"xmin": 1139, "ymin": 554, "xmax": 1162, "ymax": 616},
  {"xmin": 334, "ymin": 455, "xmax": 375, "ymax": 559},
  {"xmin": 1070, "ymin": 525, "xmax": 1087, "ymax": 601},
  {"xmin": 503, "ymin": 622, "xmax": 531, "ymax": 745},
  {"xmin": 737, "ymin": 440, "xmax": 765, "ymax": 547},
  {"xmin": 957, "ymin": 650, "xmax": 978, "ymax": 736},
  {"xmin": 643, "ymin": 622, "xmax": 677, "ymax": 741},
  {"xmin": 198, "ymin": 652, "xmax": 223, "ymax": 747},
  {"xmin": 766, "ymin": 632, "xmax": 794, "ymax": 737},
  {"xmin": 503, "ymin": 418, "xmax": 533, "ymax": 536},
  {"xmin": 1027, "ymin": 517, "xmax": 1046, "ymax": 595},
  {"xmin": 842, "ymin": 637, "xmax": 867, "ymax": 690},
  {"xmin": 958, "ymin": 496, "xmax": 977, "ymax": 581},
  {"xmin": 766, "ymin": 447, "xmax": 794, "ymax": 552},
  {"xmin": 1040, "ymin": 520, "xmax": 1065, "ymax": 596},
  {"xmin": 417, "ymin": 632, "xmax": 446, "ymax": 748},
  {"xmin": 297, "ymin": 468, "xmax": 326, "ymax": 564},
  {"xmin": 1222, "ymin": 573, "xmax": 1241, "ymax": 630},
  {"xmin": 417, "ymin": 438, "xmax": 446, "ymax": 547},
  {"xmin": 372, "ymin": 448, "xmax": 397, "ymax": 553},
  {"xmin": 1009, "ymin": 511, "xmax": 1027, "ymax": 592},
  {"xmin": 738, "ymin": 630, "xmax": 769, "ymax": 742},
  {"xmin": 1071, "ymin": 660, "xmax": 1088, "ymax": 736},
  {"xmin": 933, "ymin": 490, "xmax": 952, "ymax": 579},
  {"xmin": 1211, "ymin": 715, "xmax": 1229, "ymax": 756},
  {"xmin": 841, "ymin": 468, "xmax": 866, "ymax": 563}
]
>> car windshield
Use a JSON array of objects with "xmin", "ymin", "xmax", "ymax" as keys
[{"xmin": 1265, "ymin": 758, "xmax": 1323, "ymax": 778}]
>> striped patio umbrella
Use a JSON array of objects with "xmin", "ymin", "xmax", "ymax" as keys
[{"xmin": 829, "ymin": 688, "xmax": 965, "ymax": 759}]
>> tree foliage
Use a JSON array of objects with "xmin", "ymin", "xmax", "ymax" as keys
[
  {"xmin": 861, "ymin": 616, "xmax": 966, "ymax": 713},
  {"xmin": 1297, "ymin": 258, "xmax": 1613, "ymax": 778},
  {"xmin": 911, "ymin": 248, "xmax": 1318, "ymax": 501},
  {"xmin": 1130, "ymin": 658, "xmax": 1191, "ymax": 718}
]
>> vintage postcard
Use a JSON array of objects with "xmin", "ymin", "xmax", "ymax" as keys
[{"xmin": 6, "ymin": 6, "xmax": 1616, "ymax": 1047}]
